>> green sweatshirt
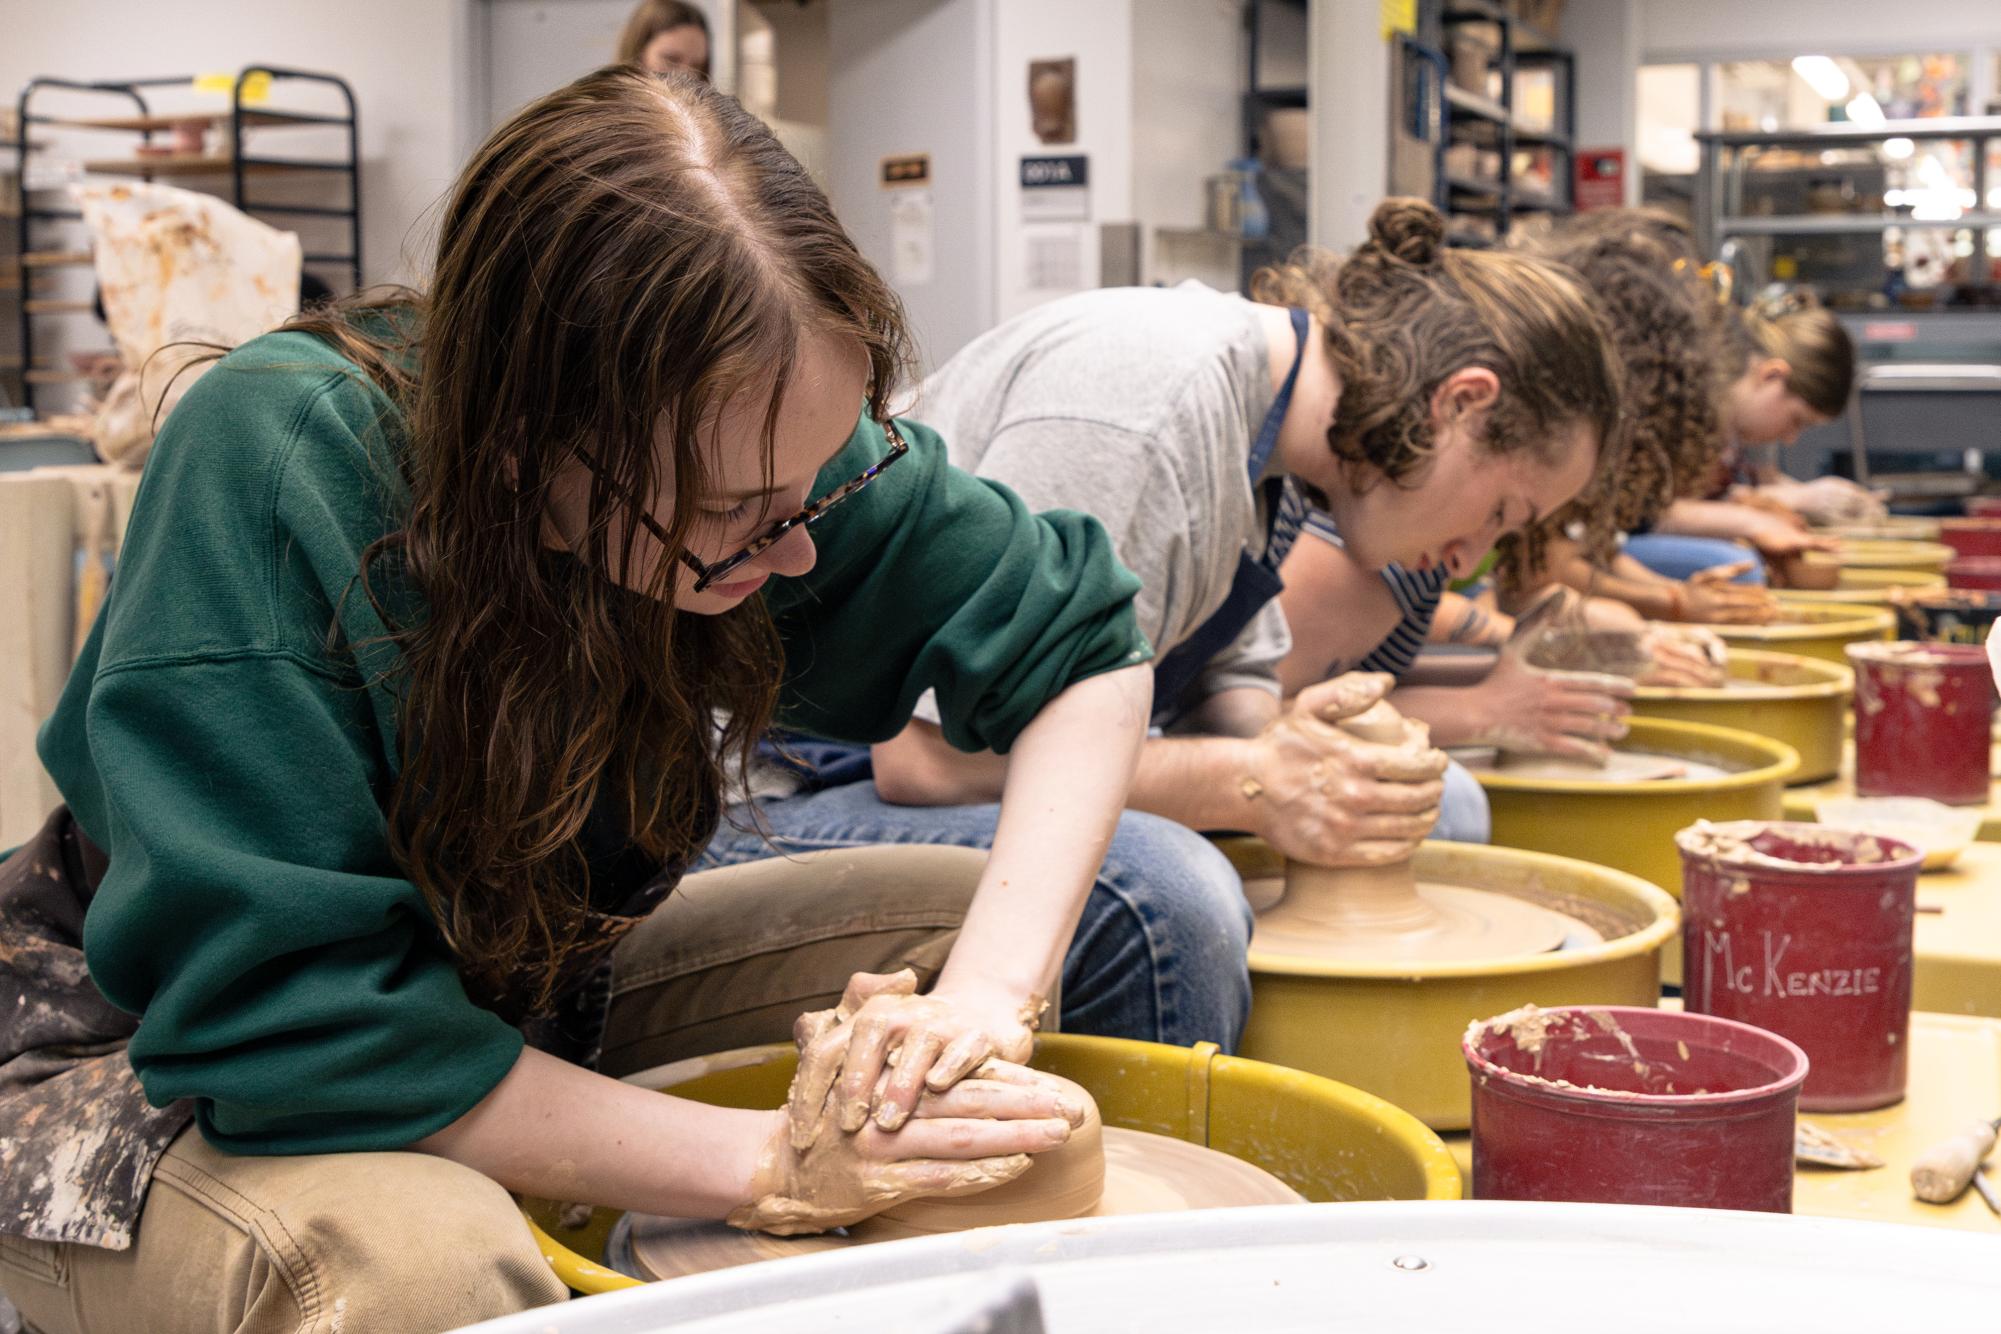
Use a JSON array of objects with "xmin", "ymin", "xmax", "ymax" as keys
[{"xmin": 37, "ymin": 329, "xmax": 1148, "ymax": 1156}]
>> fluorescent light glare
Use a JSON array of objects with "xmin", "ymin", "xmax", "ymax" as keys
[
  {"xmin": 1792, "ymin": 55, "xmax": 1851, "ymax": 102},
  {"xmin": 1845, "ymin": 93, "xmax": 1887, "ymax": 128},
  {"xmin": 1883, "ymin": 136, "xmax": 1915, "ymax": 160}
]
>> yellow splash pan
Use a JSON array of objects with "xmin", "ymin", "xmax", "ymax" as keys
[
  {"xmin": 1832, "ymin": 538, "xmax": 1955, "ymax": 574},
  {"xmin": 1707, "ymin": 602, "xmax": 1895, "ymax": 667},
  {"xmin": 1630, "ymin": 649, "xmax": 1851, "ymax": 784},
  {"xmin": 1782, "ymin": 565, "xmax": 1946, "ymax": 608},
  {"xmin": 1818, "ymin": 517, "xmax": 1943, "ymax": 543},
  {"xmin": 1471, "ymin": 717, "xmax": 1798, "ymax": 899},
  {"xmin": 1220, "ymin": 837, "xmax": 1676, "ymax": 1132},
  {"xmin": 519, "ymin": 1033, "xmax": 1461, "ymax": 1296}
]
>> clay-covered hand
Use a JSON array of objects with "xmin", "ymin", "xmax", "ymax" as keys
[
  {"xmin": 1764, "ymin": 476, "xmax": 1888, "ymax": 525},
  {"xmin": 1745, "ymin": 517, "xmax": 1840, "ymax": 560},
  {"xmin": 1679, "ymin": 563, "xmax": 1780, "ymax": 625},
  {"xmin": 1467, "ymin": 649, "xmax": 1633, "ymax": 764},
  {"xmin": 729, "ymin": 1059, "xmax": 1081, "ymax": 1236},
  {"xmin": 1243, "ymin": 673, "xmax": 1449, "ymax": 867},
  {"xmin": 1635, "ymin": 623, "xmax": 1729, "ymax": 688},
  {"xmin": 789, "ymin": 969, "xmax": 1042, "ymax": 1146}
]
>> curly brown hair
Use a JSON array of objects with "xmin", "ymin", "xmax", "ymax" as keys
[
  {"xmin": 1496, "ymin": 208, "xmax": 1732, "ymax": 589},
  {"xmin": 279, "ymin": 66, "xmax": 910, "ymax": 1016},
  {"xmin": 1251, "ymin": 198, "xmax": 1621, "ymax": 501}
]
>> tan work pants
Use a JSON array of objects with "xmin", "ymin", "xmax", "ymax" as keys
[{"xmin": 0, "ymin": 844, "xmax": 986, "ymax": 1334}]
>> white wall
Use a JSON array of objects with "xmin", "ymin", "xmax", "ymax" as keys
[
  {"xmin": 1, "ymin": 1, "xmax": 476, "ymax": 291},
  {"xmin": 991, "ymin": 0, "xmax": 1135, "ymax": 323},
  {"xmin": 1566, "ymin": 0, "xmax": 1641, "ymax": 206},
  {"xmin": 1308, "ymin": 0, "xmax": 1388, "ymax": 250},
  {"xmin": 1132, "ymin": 0, "xmax": 1243, "ymax": 274},
  {"xmin": 826, "ymin": 0, "xmax": 995, "ymax": 374},
  {"xmin": 1641, "ymin": 0, "xmax": 2001, "ymax": 62}
]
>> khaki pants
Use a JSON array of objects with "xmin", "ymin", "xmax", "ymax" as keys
[{"xmin": 0, "ymin": 844, "xmax": 986, "ymax": 1334}]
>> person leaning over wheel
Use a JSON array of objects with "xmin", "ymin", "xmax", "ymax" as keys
[{"xmin": 0, "ymin": 66, "xmax": 1156, "ymax": 1334}]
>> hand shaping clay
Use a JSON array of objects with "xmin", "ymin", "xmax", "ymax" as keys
[
  {"xmin": 624, "ymin": 1074, "xmax": 1301, "ymax": 1281},
  {"xmin": 1253, "ymin": 698, "xmax": 1584, "ymax": 962}
]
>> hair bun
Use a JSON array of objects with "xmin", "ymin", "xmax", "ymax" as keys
[{"xmin": 1366, "ymin": 198, "xmax": 1447, "ymax": 267}]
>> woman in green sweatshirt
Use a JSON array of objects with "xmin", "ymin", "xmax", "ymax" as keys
[{"xmin": 0, "ymin": 66, "xmax": 1154, "ymax": 1332}]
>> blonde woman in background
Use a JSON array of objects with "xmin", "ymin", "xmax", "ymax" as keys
[{"xmin": 618, "ymin": 0, "xmax": 712, "ymax": 78}]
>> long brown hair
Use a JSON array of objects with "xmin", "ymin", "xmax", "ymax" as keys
[
  {"xmin": 616, "ymin": 0, "xmax": 713, "ymax": 76},
  {"xmin": 1251, "ymin": 198, "xmax": 1621, "ymax": 495},
  {"xmin": 285, "ymin": 65, "xmax": 910, "ymax": 1014},
  {"xmin": 1498, "ymin": 207, "xmax": 1729, "ymax": 585},
  {"xmin": 1730, "ymin": 294, "xmax": 1856, "ymax": 418}
]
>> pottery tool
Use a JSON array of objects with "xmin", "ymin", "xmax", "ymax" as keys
[
  {"xmin": 1795, "ymin": 1120, "xmax": 1883, "ymax": 1171},
  {"xmin": 1910, "ymin": 1116, "xmax": 2000, "ymax": 1205}
]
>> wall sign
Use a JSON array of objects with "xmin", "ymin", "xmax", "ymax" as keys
[
  {"xmin": 1020, "ymin": 154, "xmax": 1090, "ymax": 221},
  {"xmin": 880, "ymin": 153, "xmax": 931, "ymax": 189},
  {"xmin": 1574, "ymin": 147, "xmax": 1625, "ymax": 212}
]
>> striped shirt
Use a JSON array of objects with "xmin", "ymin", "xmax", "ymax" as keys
[{"xmin": 1298, "ymin": 508, "xmax": 1449, "ymax": 679}]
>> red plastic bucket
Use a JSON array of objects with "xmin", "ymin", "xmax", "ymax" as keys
[
  {"xmin": 1676, "ymin": 821, "xmax": 1918, "ymax": 1112},
  {"xmin": 1940, "ymin": 518, "xmax": 2001, "ymax": 559},
  {"xmin": 1464, "ymin": 1005, "xmax": 1808, "ymax": 1213},
  {"xmin": 1967, "ymin": 496, "xmax": 2001, "ymax": 519},
  {"xmin": 1946, "ymin": 557, "xmax": 2001, "ymax": 591},
  {"xmin": 1847, "ymin": 642, "xmax": 1996, "ymax": 805}
]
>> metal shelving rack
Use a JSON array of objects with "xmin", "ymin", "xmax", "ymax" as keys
[
  {"xmin": 1434, "ymin": 0, "xmax": 1575, "ymax": 236},
  {"xmin": 1695, "ymin": 115, "xmax": 2001, "ymax": 289},
  {"xmin": 10, "ymin": 66, "xmax": 360, "ymax": 414}
]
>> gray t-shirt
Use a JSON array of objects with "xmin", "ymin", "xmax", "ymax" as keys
[{"xmin": 907, "ymin": 283, "xmax": 1288, "ymax": 723}]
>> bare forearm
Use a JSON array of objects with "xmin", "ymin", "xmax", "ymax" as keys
[
  {"xmin": 416, "ymin": 1046, "xmax": 776, "ymax": 1218},
  {"xmin": 1656, "ymin": 499, "xmax": 1765, "ymax": 543},
  {"xmin": 1391, "ymin": 685, "xmax": 1486, "ymax": 747},
  {"xmin": 1428, "ymin": 591, "xmax": 1513, "ymax": 648},
  {"xmin": 937, "ymin": 664, "xmax": 1151, "ymax": 1005},
  {"xmin": 1560, "ymin": 554, "xmax": 1679, "ymax": 620}
]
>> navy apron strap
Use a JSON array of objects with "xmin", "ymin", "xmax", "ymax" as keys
[{"xmin": 1149, "ymin": 307, "xmax": 1312, "ymax": 722}]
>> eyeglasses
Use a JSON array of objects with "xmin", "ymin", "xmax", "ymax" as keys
[{"xmin": 583, "ymin": 419, "xmax": 910, "ymax": 594}]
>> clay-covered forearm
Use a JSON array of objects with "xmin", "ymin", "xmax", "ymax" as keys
[
  {"xmin": 417, "ymin": 1046, "xmax": 776, "ymax": 1219},
  {"xmin": 1561, "ymin": 555, "xmax": 1679, "ymax": 620}
]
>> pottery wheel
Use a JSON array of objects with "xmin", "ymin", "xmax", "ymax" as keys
[
  {"xmin": 1247, "ymin": 877, "xmax": 1598, "ymax": 962},
  {"xmin": 1484, "ymin": 750, "xmax": 1736, "ymax": 783},
  {"xmin": 623, "ymin": 1128, "xmax": 1303, "ymax": 1282}
]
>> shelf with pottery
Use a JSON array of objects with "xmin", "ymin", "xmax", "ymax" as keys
[
  {"xmin": 79, "ymin": 152, "xmax": 346, "ymax": 178},
  {"xmin": 1442, "ymin": 1006, "xmax": 2001, "ymax": 1231}
]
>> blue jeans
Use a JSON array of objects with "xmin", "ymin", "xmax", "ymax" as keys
[
  {"xmin": 1624, "ymin": 534, "xmax": 1767, "ymax": 585},
  {"xmin": 1435, "ymin": 759, "xmax": 1491, "ymax": 842},
  {"xmin": 702, "ymin": 784, "xmax": 1256, "ymax": 1052}
]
